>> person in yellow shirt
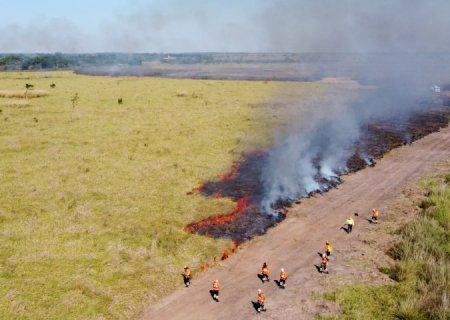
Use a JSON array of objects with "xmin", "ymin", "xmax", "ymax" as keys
[
  {"xmin": 325, "ymin": 241, "xmax": 333, "ymax": 257},
  {"xmin": 346, "ymin": 217, "xmax": 354, "ymax": 233}
]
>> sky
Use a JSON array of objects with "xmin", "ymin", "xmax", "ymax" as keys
[{"xmin": 1, "ymin": 0, "xmax": 450, "ymax": 53}]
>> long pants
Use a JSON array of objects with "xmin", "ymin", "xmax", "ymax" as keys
[{"xmin": 348, "ymin": 224, "xmax": 353, "ymax": 233}]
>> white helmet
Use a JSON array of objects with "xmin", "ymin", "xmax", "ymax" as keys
[
  {"xmin": 258, "ymin": 289, "xmax": 262, "ymax": 293},
  {"xmin": 281, "ymin": 268, "xmax": 284, "ymax": 272}
]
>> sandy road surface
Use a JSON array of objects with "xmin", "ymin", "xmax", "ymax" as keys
[{"xmin": 143, "ymin": 126, "xmax": 450, "ymax": 320}]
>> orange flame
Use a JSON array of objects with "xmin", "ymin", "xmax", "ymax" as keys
[
  {"xmin": 218, "ymin": 164, "xmax": 239, "ymax": 181},
  {"xmin": 185, "ymin": 195, "xmax": 253, "ymax": 232},
  {"xmin": 221, "ymin": 242, "xmax": 239, "ymax": 260}
]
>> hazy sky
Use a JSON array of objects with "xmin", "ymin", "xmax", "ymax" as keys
[{"xmin": 1, "ymin": 0, "xmax": 450, "ymax": 53}]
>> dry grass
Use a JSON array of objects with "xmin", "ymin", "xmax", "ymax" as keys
[
  {"xmin": 0, "ymin": 89, "xmax": 49, "ymax": 98},
  {"xmin": 2, "ymin": 99, "xmax": 30, "ymax": 108},
  {"xmin": 0, "ymin": 70, "xmax": 354, "ymax": 319}
]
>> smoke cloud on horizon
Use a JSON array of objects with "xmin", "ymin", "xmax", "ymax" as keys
[{"xmin": 1, "ymin": 0, "xmax": 450, "ymax": 53}]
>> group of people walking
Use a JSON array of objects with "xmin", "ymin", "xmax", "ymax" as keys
[{"xmin": 181, "ymin": 208, "xmax": 380, "ymax": 313}]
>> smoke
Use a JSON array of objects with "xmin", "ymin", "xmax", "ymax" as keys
[
  {"xmin": 100, "ymin": 0, "xmax": 450, "ymax": 53},
  {"xmin": 2, "ymin": 0, "xmax": 450, "ymax": 53},
  {"xmin": 0, "ymin": 18, "xmax": 89, "ymax": 53},
  {"xmin": 258, "ymin": 1, "xmax": 450, "ymax": 213},
  {"xmin": 259, "ymin": 0, "xmax": 450, "ymax": 53}
]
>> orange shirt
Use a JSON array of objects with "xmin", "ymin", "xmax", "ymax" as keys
[
  {"xmin": 262, "ymin": 267, "xmax": 270, "ymax": 275},
  {"xmin": 213, "ymin": 281, "xmax": 220, "ymax": 290},
  {"xmin": 258, "ymin": 292, "xmax": 265, "ymax": 304},
  {"xmin": 184, "ymin": 269, "xmax": 191, "ymax": 277},
  {"xmin": 280, "ymin": 271, "xmax": 287, "ymax": 280}
]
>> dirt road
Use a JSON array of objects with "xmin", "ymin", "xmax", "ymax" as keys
[{"xmin": 143, "ymin": 126, "xmax": 450, "ymax": 320}]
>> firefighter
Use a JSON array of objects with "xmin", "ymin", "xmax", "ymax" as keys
[
  {"xmin": 320, "ymin": 253, "xmax": 329, "ymax": 273},
  {"xmin": 212, "ymin": 279, "xmax": 220, "ymax": 301},
  {"xmin": 279, "ymin": 268, "xmax": 287, "ymax": 288},
  {"xmin": 261, "ymin": 262, "xmax": 270, "ymax": 282},
  {"xmin": 371, "ymin": 208, "xmax": 380, "ymax": 223},
  {"xmin": 183, "ymin": 266, "xmax": 191, "ymax": 287},
  {"xmin": 346, "ymin": 216, "xmax": 354, "ymax": 233},
  {"xmin": 325, "ymin": 241, "xmax": 333, "ymax": 258},
  {"xmin": 257, "ymin": 289, "xmax": 266, "ymax": 312}
]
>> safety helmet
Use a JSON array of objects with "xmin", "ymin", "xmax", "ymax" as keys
[
  {"xmin": 184, "ymin": 265, "xmax": 188, "ymax": 269},
  {"xmin": 326, "ymin": 241, "xmax": 329, "ymax": 244},
  {"xmin": 281, "ymin": 268, "xmax": 284, "ymax": 272},
  {"xmin": 258, "ymin": 289, "xmax": 262, "ymax": 293}
]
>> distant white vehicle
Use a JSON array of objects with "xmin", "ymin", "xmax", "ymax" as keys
[
  {"xmin": 431, "ymin": 85, "xmax": 441, "ymax": 93},
  {"xmin": 162, "ymin": 55, "xmax": 176, "ymax": 61}
]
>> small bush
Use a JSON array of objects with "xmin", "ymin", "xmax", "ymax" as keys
[{"xmin": 176, "ymin": 90, "xmax": 188, "ymax": 97}]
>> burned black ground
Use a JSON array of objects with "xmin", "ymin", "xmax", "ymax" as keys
[{"xmin": 187, "ymin": 97, "xmax": 450, "ymax": 243}]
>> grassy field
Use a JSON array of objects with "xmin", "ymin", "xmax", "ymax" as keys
[
  {"xmin": 321, "ymin": 172, "xmax": 450, "ymax": 320},
  {"xmin": 0, "ymin": 71, "xmax": 354, "ymax": 319}
]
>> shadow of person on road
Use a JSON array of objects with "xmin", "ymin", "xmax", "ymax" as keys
[
  {"xmin": 340, "ymin": 226, "xmax": 350, "ymax": 233},
  {"xmin": 251, "ymin": 301, "xmax": 260, "ymax": 312},
  {"xmin": 314, "ymin": 264, "xmax": 322, "ymax": 273},
  {"xmin": 274, "ymin": 279, "xmax": 286, "ymax": 289},
  {"xmin": 209, "ymin": 290, "xmax": 219, "ymax": 302},
  {"xmin": 257, "ymin": 273, "xmax": 267, "ymax": 283}
]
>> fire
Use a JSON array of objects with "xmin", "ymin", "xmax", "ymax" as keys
[
  {"xmin": 185, "ymin": 195, "xmax": 253, "ymax": 232},
  {"xmin": 218, "ymin": 164, "xmax": 239, "ymax": 181},
  {"xmin": 186, "ymin": 183, "xmax": 204, "ymax": 195},
  {"xmin": 221, "ymin": 242, "xmax": 239, "ymax": 260},
  {"xmin": 194, "ymin": 183, "xmax": 204, "ymax": 191}
]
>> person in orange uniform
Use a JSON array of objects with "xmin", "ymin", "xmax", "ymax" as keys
[
  {"xmin": 325, "ymin": 241, "xmax": 333, "ymax": 258},
  {"xmin": 183, "ymin": 266, "xmax": 191, "ymax": 287},
  {"xmin": 279, "ymin": 268, "xmax": 288, "ymax": 288},
  {"xmin": 212, "ymin": 279, "xmax": 221, "ymax": 301},
  {"xmin": 257, "ymin": 289, "xmax": 266, "ymax": 312},
  {"xmin": 371, "ymin": 208, "xmax": 380, "ymax": 223},
  {"xmin": 261, "ymin": 262, "xmax": 270, "ymax": 282},
  {"xmin": 320, "ymin": 253, "xmax": 329, "ymax": 273}
]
